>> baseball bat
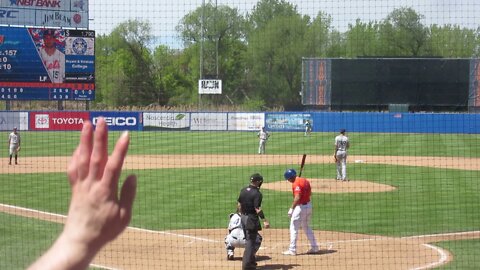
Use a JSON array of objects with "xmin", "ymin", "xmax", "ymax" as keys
[{"xmin": 298, "ymin": 154, "xmax": 307, "ymax": 177}]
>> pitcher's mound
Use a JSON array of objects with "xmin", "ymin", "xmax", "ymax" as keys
[{"xmin": 262, "ymin": 179, "xmax": 396, "ymax": 193}]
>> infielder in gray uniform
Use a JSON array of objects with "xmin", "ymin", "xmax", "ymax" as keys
[
  {"xmin": 334, "ymin": 129, "xmax": 350, "ymax": 181},
  {"xmin": 8, "ymin": 127, "xmax": 21, "ymax": 165},
  {"xmin": 224, "ymin": 207, "xmax": 263, "ymax": 260},
  {"xmin": 257, "ymin": 127, "xmax": 270, "ymax": 154}
]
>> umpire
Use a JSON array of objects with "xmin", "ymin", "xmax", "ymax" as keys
[{"xmin": 237, "ymin": 173, "xmax": 270, "ymax": 270}]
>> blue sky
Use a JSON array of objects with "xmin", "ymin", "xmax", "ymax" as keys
[{"xmin": 88, "ymin": 0, "xmax": 480, "ymax": 48}]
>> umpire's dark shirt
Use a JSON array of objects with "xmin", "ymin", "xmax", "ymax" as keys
[{"xmin": 238, "ymin": 184, "xmax": 263, "ymax": 215}]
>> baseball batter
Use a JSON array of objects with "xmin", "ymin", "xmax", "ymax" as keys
[
  {"xmin": 334, "ymin": 129, "xmax": 350, "ymax": 181},
  {"xmin": 224, "ymin": 209, "xmax": 263, "ymax": 260},
  {"xmin": 8, "ymin": 127, "xmax": 21, "ymax": 165},
  {"xmin": 39, "ymin": 29, "xmax": 65, "ymax": 83},
  {"xmin": 257, "ymin": 127, "xmax": 270, "ymax": 154},
  {"xmin": 282, "ymin": 169, "xmax": 319, "ymax": 255}
]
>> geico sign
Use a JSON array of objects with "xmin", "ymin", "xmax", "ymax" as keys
[{"xmin": 93, "ymin": 117, "xmax": 137, "ymax": 126}]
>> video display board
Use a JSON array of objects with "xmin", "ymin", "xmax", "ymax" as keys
[
  {"xmin": 0, "ymin": 26, "xmax": 95, "ymax": 100},
  {"xmin": 302, "ymin": 58, "xmax": 470, "ymax": 111}
]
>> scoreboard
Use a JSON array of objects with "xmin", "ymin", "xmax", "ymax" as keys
[
  {"xmin": 302, "ymin": 58, "xmax": 470, "ymax": 111},
  {"xmin": 0, "ymin": 26, "xmax": 95, "ymax": 101}
]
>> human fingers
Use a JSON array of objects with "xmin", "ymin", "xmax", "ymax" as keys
[
  {"xmin": 77, "ymin": 120, "xmax": 94, "ymax": 180},
  {"xmin": 89, "ymin": 118, "xmax": 108, "ymax": 180},
  {"xmin": 67, "ymin": 120, "xmax": 93, "ymax": 181},
  {"xmin": 102, "ymin": 131, "xmax": 130, "ymax": 192},
  {"xmin": 67, "ymin": 146, "xmax": 80, "ymax": 185},
  {"xmin": 118, "ymin": 174, "xmax": 137, "ymax": 227}
]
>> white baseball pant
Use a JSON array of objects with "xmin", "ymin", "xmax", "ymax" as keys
[{"xmin": 287, "ymin": 202, "xmax": 318, "ymax": 253}]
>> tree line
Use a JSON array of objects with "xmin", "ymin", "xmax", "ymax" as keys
[{"xmin": 94, "ymin": 0, "xmax": 480, "ymax": 110}]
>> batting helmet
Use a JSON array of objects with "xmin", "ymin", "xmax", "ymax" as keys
[{"xmin": 284, "ymin": 169, "xmax": 297, "ymax": 180}]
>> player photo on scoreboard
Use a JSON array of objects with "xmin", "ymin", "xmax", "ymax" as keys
[
  {"xmin": 0, "ymin": 26, "xmax": 95, "ymax": 84},
  {"xmin": 0, "ymin": 26, "xmax": 95, "ymax": 100},
  {"xmin": 30, "ymin": 28, "xmax": 66, "ymax": 83}
]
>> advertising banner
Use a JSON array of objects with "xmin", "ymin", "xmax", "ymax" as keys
[
  {"xmin": 90, "ymin": 112, "xmax": 141, "ymax": 131},
  {"xmin": 266, "ymin": 113, "xmax": 312, "ymax": 131},
  {"xmin": 143, "ymin": 112, "xmax": 190, "ymax": 131},
  {"xmin": 227, "ymin": 113, "xmax": 264, "ymax": 131},
  {"xmin": 29, "ymin": 111, "xmax": 89, "ymax": 131},
  {"xmin": 0, "ymin": 27, "xmax": 95, "ymax": 100},
  {"xmin": 190, "ymin": 112, "xmax": 227, "ymax": 131},
  {"xmin": 0, "ymin": 0, "xmax": 89, "ymax": 28},
  {"xmin": 0, "ymin": 111, "xmax": 28, "ymax": 131}
]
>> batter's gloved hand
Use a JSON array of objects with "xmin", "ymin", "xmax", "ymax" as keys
[{"xmin": 287, "ymin": 208, "xmax": 293, "ymax": 218}]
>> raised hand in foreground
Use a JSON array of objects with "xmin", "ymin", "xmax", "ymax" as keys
[{"xmin": 28, "ymin": 117, "xmax": 137, "ymax": 270}]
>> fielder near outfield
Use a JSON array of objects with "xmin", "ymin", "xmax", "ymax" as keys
[
  {"xmin": 257, "ymin": 127, "xmax": 270, "ymax": 154},
  {"xmin": 8, "ymin": 127, "xmax": 21, "ymax": 165}
]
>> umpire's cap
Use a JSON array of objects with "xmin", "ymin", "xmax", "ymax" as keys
[{"xmin": 250, "ymin": 173, "xmax": 263, "ymax": 183}]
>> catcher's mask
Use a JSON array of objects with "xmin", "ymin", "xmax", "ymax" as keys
[
  {"xmin": 284, "ymin": 169, "xmax": 297, "ymax": 180},
  {"xmin": 250, "ymin": 173, "xmax": 264, "ymax": 187}
]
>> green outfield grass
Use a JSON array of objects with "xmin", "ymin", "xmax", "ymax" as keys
[
  {"xmin": 0, "ymin": 213, "xmax": 62, "ymax": 270},
  {"xmin": 1, "ymin": 131, "xmax": 479, "ymax": 268},
  {"xmin": 4, "ymin": 131, "xmax": 480, "ymax": 157},
  {"xmin": 437, "ymin": 239, "xmax": 480, "ymax": 270},
  {"xmin": 1, "ymin": 164, "xmax": 478, "ymax": 234}
]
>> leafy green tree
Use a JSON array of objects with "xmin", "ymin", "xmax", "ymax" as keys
[
  {"xmin": 247, "ymin": 14, "xmax": 308, "ymax": 108},
  {"xmin": 95, "ymin": 20, "xmax": 156, "ymax": 106},
  {"xmin": 176, "ymin": 3, "xmax": 248, "ymax": 106},
  {"xmin": 304, "ymin": 11, "xmax": 335, "ymax": 57},
  {"xmin": 246, "ymin": 0, "xmax": 299, "ymax": 32},
  {"xmin": 153, "ymin": 45, "xmax": 198, "ymax": 105},
  {"xmin": 93, "ymin": 6, "xmax": 480, "ymax": 110},
  {"xmin": 428, "ymin": 24, "xmax": 480, "ymax": 57},
  {"xmin": 345, "ymin": 19, "xmax": 380, "ymax": 57},
  {"xmin": 379, "ymin": 7, "xmax": 429, "ymax": 56},
  {"xmin": 244, "ymin": 0, "xmax": 309, "ymax": 108}
]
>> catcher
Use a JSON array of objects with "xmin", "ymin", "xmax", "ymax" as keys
[
  {"xmin": 8, "ymin": 127, "xmax": 21, "ymax": 165},
  {"xmin": 224, "ymin": 206, "xmax": 263, "ymax": 260}
]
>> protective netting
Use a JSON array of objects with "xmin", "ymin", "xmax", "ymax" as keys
[{"xmin": 1, "ymin": 1, "xmax": 480, "ymax": 269}]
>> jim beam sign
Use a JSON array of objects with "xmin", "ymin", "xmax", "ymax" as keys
[{"xmin": 198, "ymin": 79, "xmax": 222, "ymax": 94}]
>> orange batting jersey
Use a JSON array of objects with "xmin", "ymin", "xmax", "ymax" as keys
[{"xmin": 291, "ymin": 177, "xmax": 312, "ymax": 204}]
